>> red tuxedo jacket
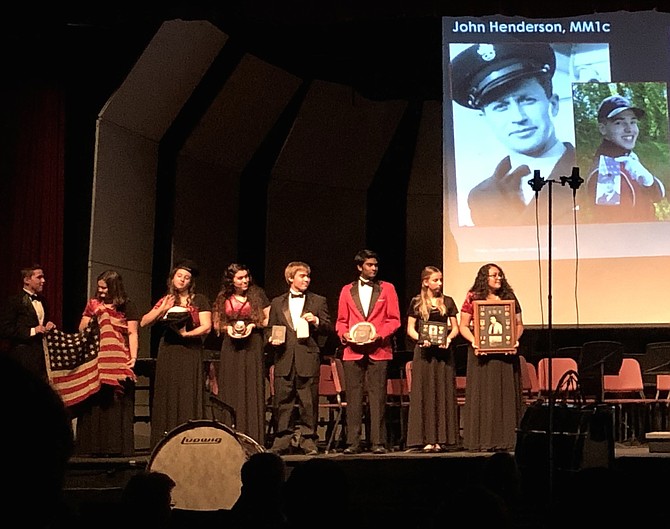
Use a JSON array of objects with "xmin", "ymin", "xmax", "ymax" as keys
[{"xmin": 336, "ymin": 280, "xmax": 400, "ymax": 361}]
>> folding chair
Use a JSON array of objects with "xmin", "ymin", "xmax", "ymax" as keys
[
  {"xmin": 656, "ymin": 375, "xmax": 670, "ymax": 400},
  {"xmin": 519, "ymin": 355, "xmax": 539, "ymax": 403},
  {"xmin": 603, "ymin": 357, "xmax": 647, "ymax": 442},
  {"xmin": 317, "ymin": 357, "xmax": 347, "ymax": 453},
  {"xmin": 386, "ymin": 361, "xmax": 411, "ymax": 450},
  {"xmin": 537, "ymin": 357, "xmax": 579, "ymax": 397}
]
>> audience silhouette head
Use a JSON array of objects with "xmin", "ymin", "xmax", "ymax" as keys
[
  {"xmin": 0, "ymin": 354, "xmax": 74, "ymax": 527},
  {"xmin": 121, "ymin": 470, "xmax": 176, "ymax": 528}
]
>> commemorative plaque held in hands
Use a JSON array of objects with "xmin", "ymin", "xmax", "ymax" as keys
[
  {"xmin": 350, "ymin": 322, "xmax": 376, "ymax": 344},
  {"xmin": 418, "ymin": 321, "xmax": 448, "ymax": 346}
]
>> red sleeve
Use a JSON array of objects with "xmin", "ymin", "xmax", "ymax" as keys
[
  {"xmin": 152, "ymin": 296, "xmax": 166, "ymax": 310},
  {"xmin": 461, "ymin": 291, "xmax": 475, "ymax": 316},
  {"xmin": 82, "ymin": 299, "xmax": 97, "ymax": 318},
  {"xmin": 377, "ymin": 282, "xmax": 401, "ymax": 339},
  {"xmin": 335, "ymin": 285, "xmax": 350, "ymax": 338}
]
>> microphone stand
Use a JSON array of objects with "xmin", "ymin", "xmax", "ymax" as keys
[{"xmin": 528, "ymin": 166, "xmax": 583, "ymax": 509}]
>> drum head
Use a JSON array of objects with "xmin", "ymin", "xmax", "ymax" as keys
[
  {"xmin": 147, "ymin": 420, "xmax": 261, "ymax": 511},
  {"xmin": 236, "ymin": 430, "xmax": 265, "ymax": 456}
]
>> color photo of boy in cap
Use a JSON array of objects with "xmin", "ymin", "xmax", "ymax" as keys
[
  {"xmin": 584, "ymin": 92, "xmax": 666, "ymax": 222},
  {"xmin": 449, "ymin": 42, "xmax": 578, "ymax": 227}
]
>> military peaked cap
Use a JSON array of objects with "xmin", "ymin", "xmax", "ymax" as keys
[{"xmin": 450, "ymin": 42, "xmax": 556, "ymax": 109}]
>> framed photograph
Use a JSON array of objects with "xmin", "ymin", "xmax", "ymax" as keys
[
  {"xmin": 418, "ymin": 321, "xmax": 448, "ymax": 346},
  {"xmin": 473, "ymin": 300, "xmax": 517, "ymax": 354}
]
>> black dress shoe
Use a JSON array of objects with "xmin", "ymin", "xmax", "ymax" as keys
[
  {"xmin": 343, "ymin": 446, "xmax": 361, "ymax": 454},
  {"xmin": 372, "ymin": 445, "xmax": 388, "ymax": 454}
]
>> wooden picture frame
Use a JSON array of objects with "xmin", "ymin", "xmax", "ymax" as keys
[{"xmin": 473, "ymin": 300, "xmax": 517, "ymax": 354}]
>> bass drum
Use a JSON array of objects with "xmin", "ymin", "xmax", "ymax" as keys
[{"xmin": 147, "ymin": 420, "xmax": 264, "ymax": 511}]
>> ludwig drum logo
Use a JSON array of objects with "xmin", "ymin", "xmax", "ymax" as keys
[{"xmin": 180, "ymin": 435, "xmax": 222, "ymax": 444}]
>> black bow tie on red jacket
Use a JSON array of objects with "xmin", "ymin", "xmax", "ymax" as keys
[{"xmin": 359, "ymin": 279, "xmax": 376, "ymax": 287}]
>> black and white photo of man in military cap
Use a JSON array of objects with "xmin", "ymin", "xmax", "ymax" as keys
[{"xmin": 448, "ymin": 42, "xmax": 609, "ymax": 227}]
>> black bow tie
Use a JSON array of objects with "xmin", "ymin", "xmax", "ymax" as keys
[
  {"xmin": 28, "ymin": 293, "xmax": 39, "ymax": 301},
  {"xmin": 359, "ymin": 279, "xmax": 374, "ymax": 287},
  {"xmin": 290, "ymin": 292, "xmax": 304, "ymax": 298}
]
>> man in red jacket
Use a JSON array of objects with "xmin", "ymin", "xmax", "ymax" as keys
[{"xmin": 336, "ymin": 249, "xmax": 401, "ymax": 454}]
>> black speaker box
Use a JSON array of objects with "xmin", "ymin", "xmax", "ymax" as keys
[{"xmin": 514, "ymin": 401, "xmax": 615, "ymax": 474}]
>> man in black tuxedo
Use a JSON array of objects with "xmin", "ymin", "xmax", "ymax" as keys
[
  {"xmin": 0, "ymin": 264, "xmax": 56, "ymax": 380},
  {"xmin": 268, "ymin": 261, "xmax": 331, "ymax": 455}
]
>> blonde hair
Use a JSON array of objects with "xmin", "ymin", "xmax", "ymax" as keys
[
  {"xmin": 284, "ymin": 261, "xmax": 311, "ymax": 284},
  {"xmin": 414, "ymin": 266, "xmax": 446, "ymax": 321}
]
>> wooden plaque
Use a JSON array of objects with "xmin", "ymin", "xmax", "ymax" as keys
[
  {"xmin": 473, "ymin": 300, "xmax": 517, "ymax": 354},
  {"xmin": 350, "ymin": 322, "xmax": 376, "ymax": 344}
]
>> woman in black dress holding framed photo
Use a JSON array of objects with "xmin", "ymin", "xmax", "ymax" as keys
[{"xmin": 458, "ymin": 263, "xmax": 524, "ymax": 452}]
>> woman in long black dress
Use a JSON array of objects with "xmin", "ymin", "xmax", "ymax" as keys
[
  {"xmin": 458, "ymin": 263, "xmax": 524, "ymax": 452},
  {"xmin": 141, "ymin": 260, "xmax": 212, "ymax": 449},
  {"xmin": 405, "ymin": 266, "xmax": 460, "ymax": 452},
  {"xmin": 75, "ymin": 269, "xmax": 138, "ymax": 456},
  {"xmin": 212, "ymin": 263, "xmax": 270, "ymax": 447}
]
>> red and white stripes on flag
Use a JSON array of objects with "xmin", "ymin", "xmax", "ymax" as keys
[{"xmin": 45, "ymin": 307, "xmax": 136, "ymax": 406}]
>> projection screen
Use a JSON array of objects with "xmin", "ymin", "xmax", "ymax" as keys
[{"xmin": 442, "ymin": 10, "xmax": 670, "ymax": 326}]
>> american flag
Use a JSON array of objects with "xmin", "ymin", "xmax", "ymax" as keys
[{"xmin": 45, "ymin": 308, "xmax": 135, "ymax": 406}]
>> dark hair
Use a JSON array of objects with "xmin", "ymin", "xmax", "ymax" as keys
[
  {"xmin": 20, "ymin": 263, "xmax": 43, "ymax": 280},
  {"xmin": 240, "ymin": 452, "xmax": 286, "ymax": 491},
  {"xmin": 469, "ymin": 263, "xmax": 516, "ymax": 301},
  {"xmin": 354, "ymin": 249, "xmax": 378, "ymax": 267},
  {"xmin": 96, "ymin": 270, "xmax": 129, "ymax": 309},
  {"xmin": 166, "ymin": 264, "xmax": 196, "ymax": 299},
  {"xmin": 173, "ymin": 259, "xmax": 200, "ymax": 278},
  {"xmin": 212, "ymin": 263, "xmax": 266, "ymax": 326},
  {"xmin": 121, "ymin": 471, "xmax": 176, "ymax": 525},
  {"xmin": 1, "ymin": 355, "xmax": 74, "ymax": 524},
  {"xmin": 219, "ymin": 263, "xmax": 254, "ymax": 297}
]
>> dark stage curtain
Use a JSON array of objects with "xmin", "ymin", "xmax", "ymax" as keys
[{"xmin": 0, "ymin": 83, "xmax": 65, "ymax": 335}]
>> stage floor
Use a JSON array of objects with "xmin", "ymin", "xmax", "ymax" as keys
[{"xmin": 64, "ymin": 441, "xmax": 670, "ymax": 529}]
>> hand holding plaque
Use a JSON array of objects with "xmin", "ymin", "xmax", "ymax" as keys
[
  {"xmin": 270, "ymin": 325, "xmax": 286, "ymax": 345},
  {"xmin": 349, "ymin": 322, "xmax": 376, "ymax": 344}
]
